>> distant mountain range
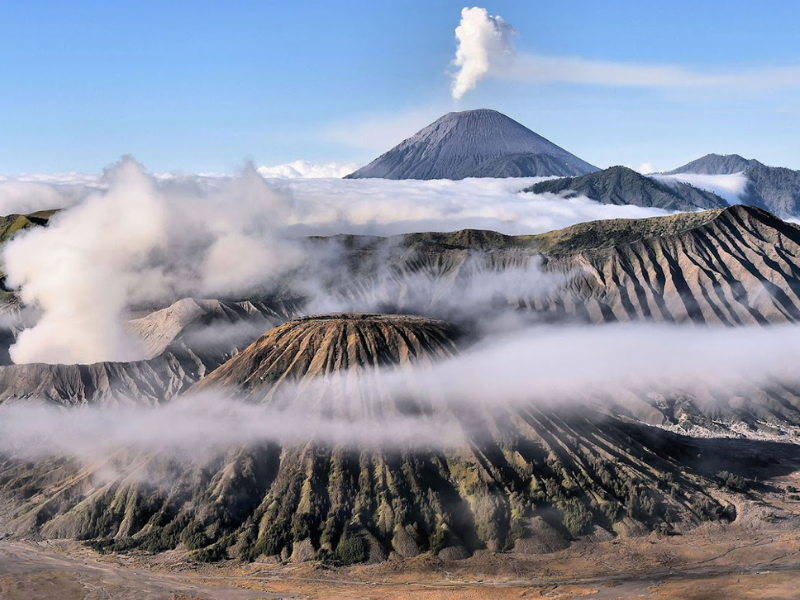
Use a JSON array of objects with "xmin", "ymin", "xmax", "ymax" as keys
[
  {"xmin": 667, "ymin": 153, "xmax": 800, "ymax": 218},
  {"xmin": 524, "ymin": 165, "xmax": 728, "ymax": 211},
  {"xmin": 346, "ymin": 109, "xmax": 598, "ymax": 180}
]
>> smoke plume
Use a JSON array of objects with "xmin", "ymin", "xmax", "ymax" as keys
[
  {"xmin": 451, "ymin": 7, "xmax": 515, "ymax": 100},
  {"xmin": 448, "ymin": 7, "xmax": 800, "ymax": 98},
  {"xmin": 3, "ymin": 158, "xmax": 302, "ymax": 364}
]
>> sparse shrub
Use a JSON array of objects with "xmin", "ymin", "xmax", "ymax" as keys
[
  {"xmin": 190, "ymin": 544, "xmax": 227, "ymax": 563},
  {"xmin": 716, "ymin": 471, "xmax": 748, "ymax": 492},
  {"xmin": 335, "ymin": 526, "xmax": 368, "ymax": 565},
  {"xmin": 181, "ymin": 520, "xmax": 209, "ymax": 551},
  {"xmin": 429, "ymin": 525, "xmax": 446, "ymax": 555},
  {"xmin": 559, "ymin": 497, "xmax": 593, "ymax": 538},
  {"xmin": 691, "ymin": 497, "xmax": 734, "ymax": 522}
]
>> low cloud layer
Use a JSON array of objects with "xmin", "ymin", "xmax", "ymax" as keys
[
  {"xmin": 653, "ymin": 172, "xmax": 749, "ymax": 205},
  {"xmin": 451, "ymin": 7, "xmax": 800, "ymax": 99},
  {"xmin": 256, "ymin": 160, "xmax": 359, "ymax": 179},
  {"xmin": 1, "ymin": 162, "xmax": 672, "ymax": 365},
  {"xmin": 2, "ymin": 321, "xmax": 800, "ymax": 459}
]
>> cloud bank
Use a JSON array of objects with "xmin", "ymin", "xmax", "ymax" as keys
[
  {"xmin": 256, "ymin": 160, "xmax": 359, "ymax": 179},
  {"xmin": 1, "ymin": 162, "xmax": 674, "ymax": 365},
  {"xmin": 652, "ymin": 172, "xmax": 749, "ymax": 205},
  {"xmin": 2, "ymin": 321, "xmax": 800, "ymax": 458}
]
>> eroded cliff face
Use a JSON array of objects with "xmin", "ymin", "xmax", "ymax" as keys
[{"xmin": 318, "ymin": 205, "xmax": 800, "ymax": 326}]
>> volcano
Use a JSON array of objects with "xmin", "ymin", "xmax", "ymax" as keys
[
  {"xmin": 345, "ymin": 109, "xmax": 598, "ymax": 180},
  {"xmin": 1, "ymin": 313, "xmax": 741, "ymax": 565}
]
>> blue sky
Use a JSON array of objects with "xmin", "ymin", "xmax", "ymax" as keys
[{"xmin": 2, "ymin": 1, "xmax": 800, "ymax": 173}]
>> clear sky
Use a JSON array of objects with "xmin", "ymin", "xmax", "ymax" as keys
[{"xmin": 2, "ymin": 1, "xmax": 800, "ymax": 173}]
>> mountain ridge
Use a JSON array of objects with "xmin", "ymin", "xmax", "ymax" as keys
[{"xmin": 524, "ymin": 165, "xmax": 729, "ymax": 211}]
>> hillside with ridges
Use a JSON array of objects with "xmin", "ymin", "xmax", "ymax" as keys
[
  {"xmin": 525, "ymin": 165, "xmax": 728, "ymax": 211},
  {"xmin": 317, "ymin": 205, "xmax": 800, "ymax": 327},
  {"xmin": 0, "ymin": 314, "xmax": 742, "ymax": 564},
  {"xmin": 0, "ymin": 298, "xmax": 297, "ymax": 405},
  {"xmin": 668, "ymin": 153, "xmax": 800, "ymax": 218}
]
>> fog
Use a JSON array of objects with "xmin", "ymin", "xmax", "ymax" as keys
[
  {"xmin": 1, "ymin": 321, "xmax": 800, "ymax": 460},
  {"xmin": 1, "ymin": 160, "xmax": 671, "ymax": 365}
]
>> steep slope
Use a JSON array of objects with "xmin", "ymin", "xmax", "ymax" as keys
[
  {"xmin": 668, "ymin": 154, "xmax": 800, "ymax": 217},
  {"xmin": 306, "ymin": 205, "xmax": 800, "ymax": 328},
  {"xmin": 346, "ymin": 109, "xmax": 598, "ymax": 180},
  {"xmin": 1, "ymin": 314, "xmax": 738, "ymax": 564},
  {"xmin": 525, "ymin": 165, "xmax": 728, "ymax": 210}
]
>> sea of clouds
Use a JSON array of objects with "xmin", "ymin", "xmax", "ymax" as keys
[{"xmin": 0, "ymin": 159, "xmax": 687, "ymax": 365}]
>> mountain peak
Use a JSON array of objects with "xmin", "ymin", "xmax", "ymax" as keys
[
  {"xmin": 667, "ymin": 153, "xmax": 761, "ymax": 175},
  {"xmin": 525, "ymin": 164, "xmax": 728, "ymax": 211},
  {"xmin": 346, "ymin": 109, "xmax": 598, "ymax": 180}
]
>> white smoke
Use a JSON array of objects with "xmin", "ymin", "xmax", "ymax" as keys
[
  {"xmin": 3, "ymin": 158, "xmax": 303, "ymax": 365},
  {"xmin": 448, "ymin": 7, "xmax": 800, "ymax": 97},
  {"xmin": 451, "ymin": 7, "xmax": 515, "ymax": 100}
]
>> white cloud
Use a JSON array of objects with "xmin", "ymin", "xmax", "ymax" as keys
[
  {"xmin": 0, "ymin": 175, "xmax": 101, "ymax": 216},
  {"xmin": 1, "ymin": 165, "xmax": 676, "ymax": 365},
  {"xmin": 274, "ymin": 175, "xmax": 671, "ymax": 237},
  {"xmin": 635, "ymin": 163, "xmax": 657, "ymax": 175},
  {"xmin": 4, "ymin": 322, "xmax": 800, "ymax": 458},
  {"xmin": 651, "ymin": 172, "xmax": 749, "ymax": 205},
  {"xmin": 450, "ymin": 7, "xmax": 800, "ymax": 97},
  {"xmin": 507, "ymin": 54, "xmax": 800, "ymax": 91},
  {"xmin": 451, "ymin": 7, "xmax": 515, "ymax": 100},
  {"xmin": 256, "ymin": 160, "xmax": 358, "ymax": 179}
]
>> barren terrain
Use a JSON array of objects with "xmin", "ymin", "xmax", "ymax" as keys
[{"xmin": 4, "ymin": 459, "xmax": 800, "ymax": 599}]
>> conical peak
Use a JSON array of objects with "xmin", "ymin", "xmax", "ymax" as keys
[{"xmin": 192, "ymin": 313, "xmax": 465, "ymax": 396}]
